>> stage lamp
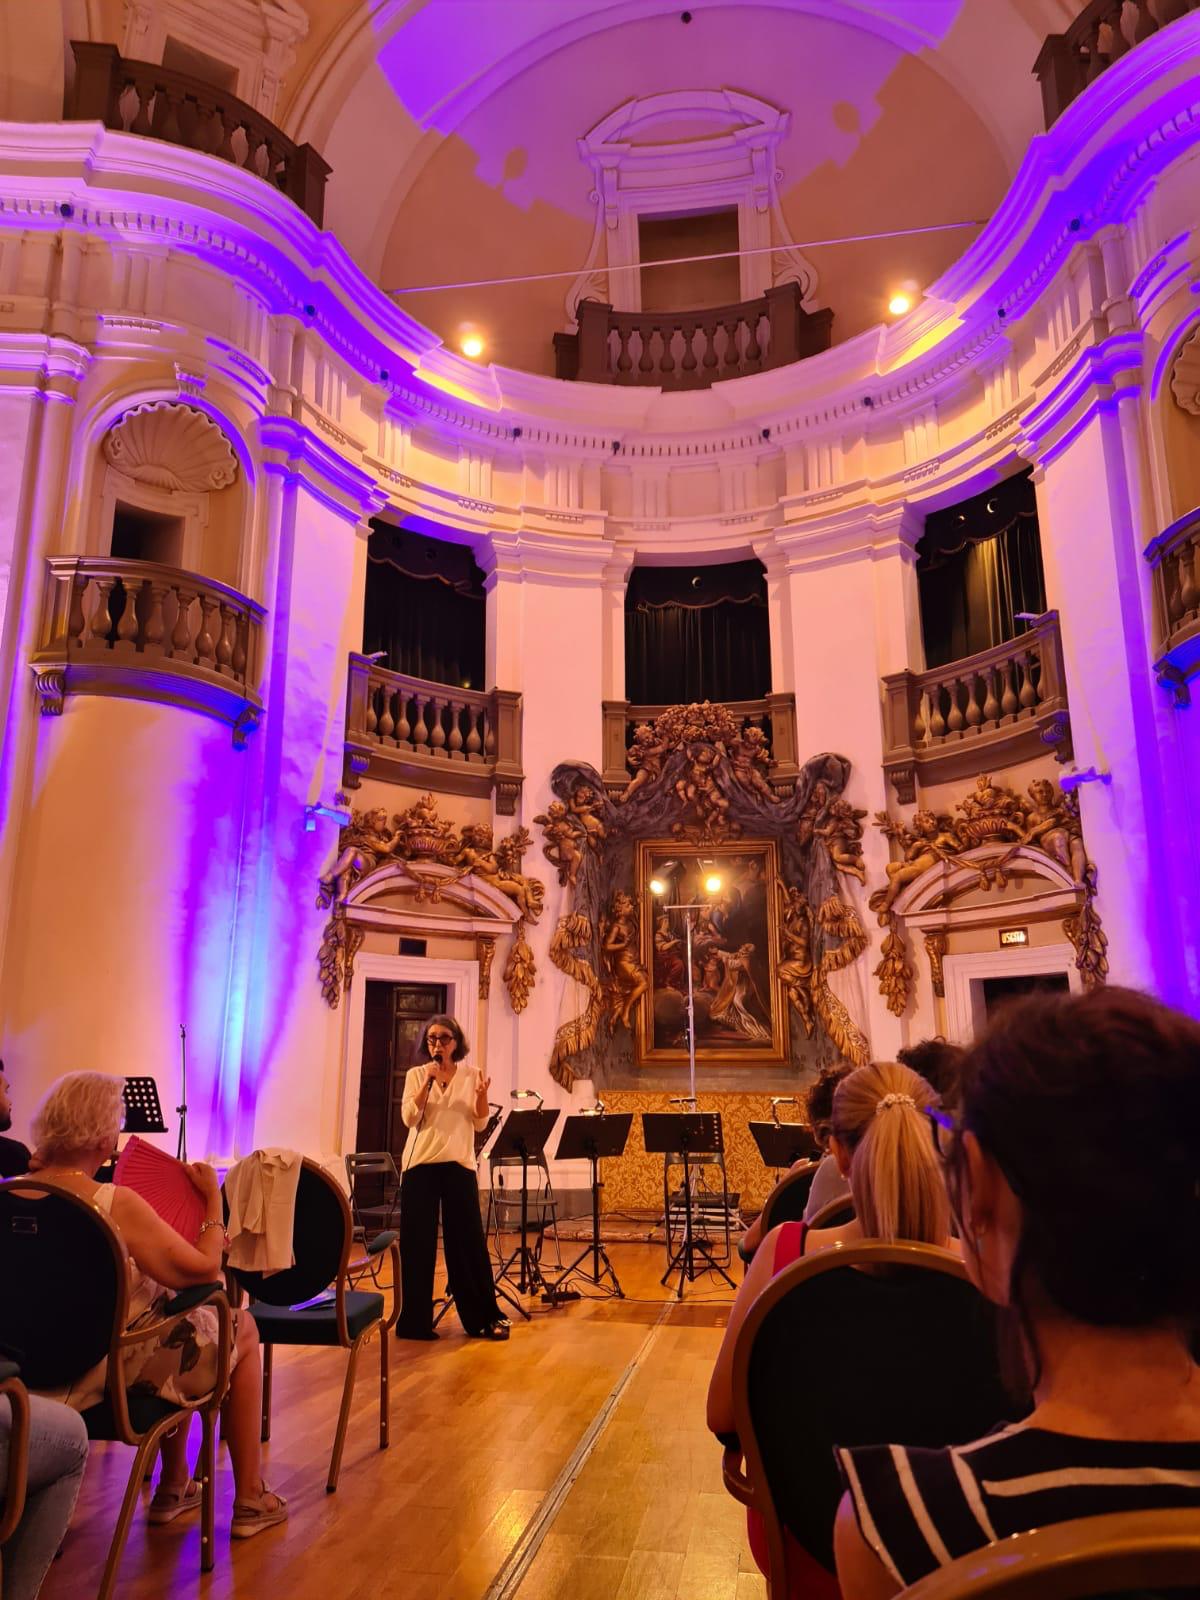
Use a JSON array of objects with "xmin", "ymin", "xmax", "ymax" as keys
[
  {"xmin": 460, "ymin": 334, "xmax": 485, "ymax": 359},
  {"xmin": 703, "ymin": 873, "xmax": 723, "ymax": 895},
  {"xmin": 649, "ymin": 878, "xmax": 667, "ymax": 897},
  {"xmin": 888, "ymin": 292, "xmax": 912, "ymax": 316}
]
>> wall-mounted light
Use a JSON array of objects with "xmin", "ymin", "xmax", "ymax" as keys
[
  {"xmin": 888, "ymin": 293, "xmax": 912, "ymax": 316},
  {"xmin": 703, "ymin": 873, "xmax": 723, "ymax": 895},
  {"xmin": 460, "ymin": 334, "xmax": 485, "ymax": 359}
]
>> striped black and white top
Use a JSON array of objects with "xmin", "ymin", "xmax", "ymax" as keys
[{"xmin": 837, "ymin": 1422, "xmax": 1200, "ymax": 1588}]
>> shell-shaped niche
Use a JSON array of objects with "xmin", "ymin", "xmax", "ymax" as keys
[
  {"xmin": 1170, "ymin": 328, "xmax": 1200, "ymax": 417},
  {"xmin": 102, "ymin": 402, "xmax": 239, "ymax": 492}
]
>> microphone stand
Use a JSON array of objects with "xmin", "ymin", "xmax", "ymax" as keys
[{"xmin": 175, "ymin": 1024, "xmax": 188, "ymax": 1162}]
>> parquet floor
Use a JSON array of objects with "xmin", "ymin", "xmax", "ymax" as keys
[{"xmin": 39, "ymin": 1245, "xmax": 763, "ymax": 1600}]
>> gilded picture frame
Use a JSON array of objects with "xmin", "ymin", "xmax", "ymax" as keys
[{"xmin": 635, "ymin": 838, "xmax": 790, "ymax": 1068}]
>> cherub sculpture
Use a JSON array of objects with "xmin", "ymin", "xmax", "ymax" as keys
[
  {"xmin": 317, "ymin": 807, "xmax": 400, "ymax": 908},
  {"xmin": 795, "ymin": 778, "xmax": 832, "ymax": 847},
  {"xmin": 813, "ymin": 798, "xmax": 868, "ymax": 882},
  {"xmin": 619, "ymin": 722, "xmax": 668, "ymax": 803},
  {"xmin": 776, "ymin": 883, "xmax": 816, "ymax": 1037},
  {"xmin": 599, "ymin": 890, "xmax": 649, "ymax": 1032},
  {"xmin": 729, "ymin": 725, "xmax": 778, "ymax": 805},
  {"xmin": 674, "ymin": 743, "xmax": 733, "ymax": 835},
  {"xmin": 534, "ymin": 800, "xmax": 586, "ymax": 887},
  {"xmin": 1021, "ymin": 778, "xmax": 1091, "ymax": 884},
  {"xmin": 868, "ymin": 809, "xmax": 961, "ymax": 922},
  {"xmin": 955, "ymin": 773, "xmax": 1025, "ymax": 842},
  {"xmin": 568, "ymin": 782, "xmax": 608, "ymax": 850},
  {"xmin": 455, "ymin": 823, "xmax": 544, "ymax": 922}
]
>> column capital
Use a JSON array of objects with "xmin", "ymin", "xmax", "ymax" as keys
[
  {"xmin": 258, "ymin": 414, "xmax": 387, "ymax": 524},
  {"xmin": 759, "ymin": 499, "xmax": 923, "ymax": 573},
  {"xmin": 1017, "ymin": 329, "xmax": 1145, "ymax": 471},
  {"xmin": 479, "ymin": 527, "xmax": 619, "ymax": 589}
]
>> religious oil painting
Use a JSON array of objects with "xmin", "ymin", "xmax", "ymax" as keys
[{"xmin": 636, "ymin": 839, "xmax": 790, "ymax": 1069}]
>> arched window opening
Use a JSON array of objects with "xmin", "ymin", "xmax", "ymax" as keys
[
  {"xmin": 625, "ymin": 558, "xmax": 769, "ymax": 705},
  {"xmin": 917, "ymin": 470, "xmax": 1047, "ymax": 669},
  {"xmin": 362, "ymin": 523, "xmax": 486, "ymax": 690}
]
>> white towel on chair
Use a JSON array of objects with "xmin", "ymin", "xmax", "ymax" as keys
[{"xmin": 225, "ymin": 1148, "xmax": 301, "ymax": 1274}]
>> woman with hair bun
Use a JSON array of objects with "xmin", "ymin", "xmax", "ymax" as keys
[
  {"xmin": 835, "ymin": 987, "xmax": 1200, "ymax": 1599},
  {"xmin": 707, "ymin": 1059, "xmax": 955, "ymax": 1594}
]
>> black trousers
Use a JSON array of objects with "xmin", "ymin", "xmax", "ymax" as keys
[{"xmin": 395, "ymin": 1160, "xmax": 501, "ymax": 1336}]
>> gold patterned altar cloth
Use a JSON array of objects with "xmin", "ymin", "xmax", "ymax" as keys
[{"xmin": 599, "ymin": 1091, "xmax": 787, "ymax": 1213}]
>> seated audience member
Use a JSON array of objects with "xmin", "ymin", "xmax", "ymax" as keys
[
  {"xmin": 834, "ymin": 988, "xmax": 1200, "ymax": 1599},
  {"xmin": 738, "ymin": 1064, "xmax": 851, "ymax": 1261},
  {"xmin": 895, "ymin": 1036, "xmax": 963, "ymax": 1107},
  {"xmin": 0, "ymin": 1387, "xmax": 88, "ymax": 1600},
  {"xmin": 0, "ymin": 1063, "xmax": 30, "ymax": 1178},
  {"xmin": 709, "ymin": 1060, "xmax": 953, "ymax": 1596},
  {"xmin": 20, "ymin": 1073, "xmax": 287, "ymax": 1538}
]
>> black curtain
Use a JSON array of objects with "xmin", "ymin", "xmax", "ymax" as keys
[
  {"xmin": 625, "ymin": 559, "xmax": 770, "ymax": 704},
  {"xmin": 362, "ymin": 523, "xmax": 486, "ymax": 689},
  {"xmin": 918, "ymin": 471, "xmax": 1047, "ymax": 668}
]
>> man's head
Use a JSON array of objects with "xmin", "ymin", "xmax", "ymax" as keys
[{"xmin": 0, "ymin": 1060, "xmax": 11, "ymax": 1132}]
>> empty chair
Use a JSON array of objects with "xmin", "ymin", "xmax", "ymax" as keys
[
  {"xmin": 344, "ymin": 1151, "xmax": 401, "ymax": 1283},
  {"xmin": 757, "ymin": 1161, "xmax": 819, "ymax": 1236}
]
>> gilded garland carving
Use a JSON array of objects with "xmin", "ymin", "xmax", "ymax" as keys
[
  {"xmin": 315, "ymin": 793, "xmax": 544, "ymax": 1013},
  {"xmin": 536, "ymin": 702, "xmax": 871, "ymax": 1088},
  {"xmin": 869, "ymin": 774, "xmax": 1108, "ymax": 1014}
]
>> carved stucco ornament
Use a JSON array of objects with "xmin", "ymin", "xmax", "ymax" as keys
[
  {"xmin": 1170, "ymin": 326, "xmax": 1200, "ymax": 416},
  {"xmin": 103, "ymin": 402, "xmax": 239, "ymax": 493}
]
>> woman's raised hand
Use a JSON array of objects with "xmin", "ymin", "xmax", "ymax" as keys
[{"xmin": 183, "ymin": 1160, "xmax": 220, "ymax": 1198}]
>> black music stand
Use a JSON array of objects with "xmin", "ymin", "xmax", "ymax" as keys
[
  {"xmin": 749, "ymin": 1121, "xmax": 819, "ymax": 1172},
  {"xmin": 643, "ymin": 1111, "xmax": 736, "ymax": 1297},
  {"xmin": 122, "ymin": 1077, "xmax": 167, "ymax": 1135},
  {"xmin": 490, "ymin": 1108, "xmax": 563, "ymax": 1304},
  {"xmin": 551, "ymin": 1112, "xmax": 632, "ymax": 1298}
]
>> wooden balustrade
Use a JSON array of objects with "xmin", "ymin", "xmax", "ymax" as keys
[
  {"xmin": 555, "ymin": 284, "xmax": 833, "ymax": 390},
  {"xmin": 1034, "ymin": 0, "xmax": 1200, "ymax": 128},
  {"xmin": 67, "ymin": 42, "xmax": 330, "ymax": 226},
  {"xmin": 601, "ymin": 692, "xmax": 800, "ymax": 795},
  {"xmin": 343, "ymin": 656, "xmax": 524, "ymax": 813},
  {"xmin": 31, "ymin": 555, "xmax": 265, "ymax": 744},
  {"xmin": 1146, "ymin": 507, "xmax": 1200, "ymax": 707},
  {"xmin": 880, "ymin": 614, "xmax": 1073, "ymax": 803}
]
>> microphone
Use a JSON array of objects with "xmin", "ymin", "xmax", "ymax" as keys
[
  {"xmin": 771, "ymin": 1094, "xmax": 801, "ymax": 1126},
  {"xmin": 511, "ymin": 1088, "xmax": 544, "ymax": 1108}
]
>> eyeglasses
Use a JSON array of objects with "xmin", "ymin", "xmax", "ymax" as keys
[
  {"xmin": 925, "ymin": 1104, "xmax": 958, "ymax": 1158},
  {"xmin": 427, "ymin": 1032, "xmax": 454, "ymax": 1044}
]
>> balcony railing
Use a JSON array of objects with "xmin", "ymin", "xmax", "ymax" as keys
[
  {"xmin": 30, "ymin": 556, "xmax": 265, "ymax": 745},
  {"xmin": 554, "ymin": 284, "xmax": 833, "ymax": 390},
  {"xmin": 1033, "ymin": 0, "xmax": 1199, "ymax": 128},
  {"xmin": 67, "ymin": 42, "xmax": 330, "ymax": 226},
  {"xmin": 343, "ymin": 655, "xmax": 524, "ymax": 814},
  {"xmin": 880, "ymin": 613, "xmax": 1072, "ymax": 803},
  {"xmin": 1146, "ymin": 506, "xmax": 1200, "ymax": 707},
  {"xmin": 601, "ymin": 692, "xmax": 801, "ymax": 796}
]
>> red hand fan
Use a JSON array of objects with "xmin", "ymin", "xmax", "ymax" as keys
[{"xmin": 113, "ymin": 1136, "xmax": 206, "ymax": 1241}]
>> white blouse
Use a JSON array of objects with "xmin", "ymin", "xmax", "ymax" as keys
[{"xmin": 400, "ymin": 1063, "xmax": 490, "ymax": 1173}]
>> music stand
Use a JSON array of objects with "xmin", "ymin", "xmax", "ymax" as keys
[
  {"xmin": 749, "ymin": 1121, "xmax": 819, "ymax": 1172},
  {"xmin": 122, "ymin": 1078, "xmax": 167, "ymax": 1135},
  {"xmin": 551, "ymin": 1112, "xmax": 632, "ymax": 1298},
  {"xmin": 489, "ymin": 1108, "xmax": 563, "ymax": 1304},
  {"xmin": 643, "ymin": 1112, "xmax": 736, "ymax": 1297}
]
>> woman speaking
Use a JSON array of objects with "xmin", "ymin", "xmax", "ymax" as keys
[{"xmin": 393, "ymin": 1014, "xmax": 509, "ymax": 1343}]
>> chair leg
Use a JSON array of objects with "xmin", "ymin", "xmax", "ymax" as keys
[
  {"xmin": 261, "ymin": 1342, "xmax": 274, "ymax": 1443},
  {"xmin": 198, "ymin": 1406, "xmax": 216, "ymax": 1573},
  {"xmin": 327, "ymin": 1334, "xmax": 366, "ymax": 1494},
  {"xmin": 97, "ymin": 1422, "xmax": 175, "ymax": 1600},
  {"xmin": 379, "ymin": 1325, "xmax": 389, "ymax": 1451}
]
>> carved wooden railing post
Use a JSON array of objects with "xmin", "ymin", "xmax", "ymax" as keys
[
  {"xmin": 1033, "ymin": 0, "xmax": 1200, "ymax": 128},
  {"xmin": 579, "ymin": 300, "xmax": 614, "ymax": 380},
  {"xmin": 492, "ymin": 688, "xmax": 524, "ymax": 815},
  {"xmin": 763, "ymin": 690, "xmax": 801, "ymax": 792},
  {"xmin": 1145, "ymin": 507, "xmax": 1200, "ymax": 707},
  {"xmin": 602, "ymin": 701, "xmax": 632, "ymax": 790}
]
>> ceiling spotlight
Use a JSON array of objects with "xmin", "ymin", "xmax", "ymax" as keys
[
  {"xmin": 650, "ymin": 878, "xmax": 667, "ymax": 897},
  {"xmin": 888, "ymin": 293, "xmax": 912, "ymax": 316},
  {"xmin": 460, "ymin": 334, "xmax": 484, "ymax": 359},
  {"xmin": 704, "ymin": 874, "xmax": 723, "ymax": 895}
]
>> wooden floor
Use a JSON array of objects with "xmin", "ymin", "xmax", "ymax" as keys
[{"xmin": 41, "ymin": 1245, "xmax": 762, "ymax": 1600}]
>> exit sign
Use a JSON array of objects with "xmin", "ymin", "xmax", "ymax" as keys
[{"xmin": 999, "ymin": 927, "xmax": 1029, "ymax": 947}]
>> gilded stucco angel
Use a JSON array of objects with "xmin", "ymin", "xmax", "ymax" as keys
[
  {"xmin": 599, "ymin": 890, "xmax": 649, "ymax": 1032},
  {"xmin": 868, "ymin": 809, "xmax": 961, "ymax": 922},
  {"xmin": 317, "ymin": 807, "xmax": 400, "ymax": 907},
  {"xmin": 618, "ymin": 722, "xmax": 668, "ymax": 803},
  {"xmin": 534, "ymin": 800, "xmax": 586, "ymax": 887},
  {"xmin": 813, "ymin": 797, "xmax": 868, "ymax": 882}
]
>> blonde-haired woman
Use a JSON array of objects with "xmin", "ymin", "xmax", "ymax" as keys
[
  {"xmin": 706, "ymin": 1061, "xmax": 954, "ymax": 1597},
  {"xmin": 17, "ymin": 1072, "xmax": 286, "ymax": 1538}
]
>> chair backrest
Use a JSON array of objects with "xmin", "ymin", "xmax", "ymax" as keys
[
  {"xmin": 226, "ymin": 1158, "xmax": 350, "ymax": 1308},
  {"xmin": 807, "ymin": 1193, "xmax": 855, "ymax": 1229},
  {"xmin": 758, "ymin": 1162, "xmax": 818, "ymax": 1235},
  {"xmin": 733, "ymin": 1241, "xmax": 1015, "ymax": 1576},
  {"xmin": 0, "ymin": 1181, "xmax": 127, "ymax": 1393},
  {"xmin": 900, "ymin": 1508, "xmax": 1200, "ymax": 1600},
  {"xmin": 344, "ymin": 1152, "xmax": 398, "ymax": 1225}
]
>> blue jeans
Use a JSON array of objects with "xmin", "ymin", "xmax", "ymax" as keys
[{"xmin": 0, "ymin": 1395, "xmax": 88, "ymax": 1600}]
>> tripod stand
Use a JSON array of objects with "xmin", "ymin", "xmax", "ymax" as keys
[
  {"xmin": 489, "ymin": 1108, "xmax": 572, "ymax": 1305},
  {"xmin": 644, "ymin": 1111, "xmax": 736, "ymax": 1298},
  {"xmin": 551, "ymin": 1112, "xmax": 632, "ymax": 1298}
]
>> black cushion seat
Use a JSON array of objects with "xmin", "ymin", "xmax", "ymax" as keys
[
  {"xmin": 83, "ymin": 1390, "xmax": 180, "ymax": 1440},
  {"xmin": 249, "ymin": 1290, "xmax": 383, "ymax": 1347}
]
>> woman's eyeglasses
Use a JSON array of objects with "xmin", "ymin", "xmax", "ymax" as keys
[{"xmin": 427, "ymin": 1032, "xmax": 454, "ymax": 1045}]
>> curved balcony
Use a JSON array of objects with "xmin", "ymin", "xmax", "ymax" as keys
[
  {"xmin": 554, "ymin": 285, "xmax": 833, "ymax": 390},
  {"xmin": 601, "ymin": 693, "xmax": 800, "ymax": 795},
  {"xmin": 67, "ymin": 42, "xmax": 330, "ymax": 225},
  {"xmin": 343, "ymin": 656, "xmax": 524, "ymax": 814},
  {"xmin": 31, "ymin": 556, "xmax": 265, "ymax": 746},
  {"xmin": 880, "ymin": 614, "xmax": 1072, "ymax": 803},
  {"xmin": 1146, "ymin": 507, "xmax": 1200, "ymax": 707},
  {"xmin": 1034, "ymin": 0, "xmax": 1200, "ymax": 129}
]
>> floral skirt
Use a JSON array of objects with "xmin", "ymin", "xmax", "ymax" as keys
[{"xmin": 124, "ymin": 1299, "xmax": 242, "ymax": 1406}]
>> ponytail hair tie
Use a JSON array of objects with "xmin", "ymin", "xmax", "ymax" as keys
[{"xmin": 877, "ymin": 1092, "xmax": 916, "ymax": 1114}]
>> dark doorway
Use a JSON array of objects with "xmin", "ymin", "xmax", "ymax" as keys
[
  {"xmin": 981, "ymin": 972, "xmax": 1069, "ymax": 1016},
  {"xmin": 355, "ymin": 980, "xmax": 448, "ymax": 1173}
]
